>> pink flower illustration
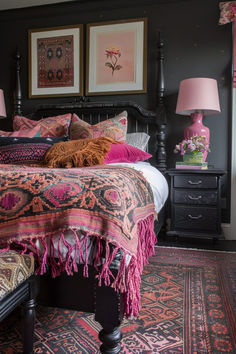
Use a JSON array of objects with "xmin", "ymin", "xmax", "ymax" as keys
[{"xmin": 105, "ymin": 46, "xmax": 122, "ymax": 76}]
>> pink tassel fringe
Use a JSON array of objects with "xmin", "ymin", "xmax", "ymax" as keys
[{"xmin": 5, "ymin": 214, "xmax": 156, "ymax": 318}]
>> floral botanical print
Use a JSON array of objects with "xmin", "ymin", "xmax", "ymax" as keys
[{"xmin": 105, "ymin": 46, "xmax": 122, "ymax": 75}]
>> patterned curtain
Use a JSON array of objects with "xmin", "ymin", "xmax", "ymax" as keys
[
  {"xmin": 219, "ymin": 1, "xmax": 236, "ymax": 87},
  {"xmin": 219, "ymin": 1, "xmax": 236, "ymax": 24}
]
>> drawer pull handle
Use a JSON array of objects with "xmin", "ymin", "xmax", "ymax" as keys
[
  {"xmin": 188, "ymin": 195, "xmax": 202, "ymax": 200},
  {"xmin": 188, "ymin": 214, "xmax": 203, "ymax": 220},
  {"xmin": 188, "ymin": 180, "xmax": 202, "ymax": 185}
]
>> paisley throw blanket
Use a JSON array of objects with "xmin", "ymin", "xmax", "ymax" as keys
[{"xmin": 0, "ymin": 164, "xmax": 156, "ymax": 317}]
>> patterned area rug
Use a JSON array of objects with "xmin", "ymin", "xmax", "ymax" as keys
[{"xmin": 0, "ymin": 246, "xmax": 235, "ymax": 353}]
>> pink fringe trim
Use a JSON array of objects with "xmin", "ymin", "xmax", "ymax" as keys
[
  {"xmin": 124, "ymin": 214, "xmax": 157, "ymax": 317},
  {"xmin": 2, "ymin": 214, "xmax": 156, "ymax": 318}
]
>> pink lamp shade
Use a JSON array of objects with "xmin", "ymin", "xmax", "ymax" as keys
[
  {"xmin": 176, "ymin": 78, "xmax": 221, "ymax": 115},
  {"xmin": 0, "ymin": 89, "xmax": 6, "ymax": 118},
  {"xmin": 176, "ymin": 78, "xmax": 221, "ymax": 162}
]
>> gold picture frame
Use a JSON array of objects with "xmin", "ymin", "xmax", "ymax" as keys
[
  {"xmin": 28, "ymin": 24, "xmax": 83, "ymax": 98},
  {"xmin": 86, "ymin": 18, "xmax": 147, "ymax": 96}
]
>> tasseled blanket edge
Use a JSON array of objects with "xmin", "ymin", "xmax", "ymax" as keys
[{"xmin": 0, "ymin": 214, "xmax": 156, "ymax": 319}]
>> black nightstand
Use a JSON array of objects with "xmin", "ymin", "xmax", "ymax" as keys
[{"xmin": 166, "ymin": 169, "xmax": 225, "ymax": 239}]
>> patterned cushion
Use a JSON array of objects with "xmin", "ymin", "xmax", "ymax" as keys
[
  {"xmin": 0, "ymin": 251, "xmax": 34, "ymax": 300},
  {"xmin": 0, "ymin": 136, "xmax": 67, "ymax": 165},
  {"xmin": 0, "ymin": 136, "xmax": 67, "ymax": 146},
  {"xmin": 13, "ymin": 114, "xmax": 72, "ymax": 137},
  {"xmin": 0, "ymin": 126, "xmax": 41, "ymax": 137},
  {"xmin": 70, "ymin": 111, "xmax": 128, "ymax": 142}
]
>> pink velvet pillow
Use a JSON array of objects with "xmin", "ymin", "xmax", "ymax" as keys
[
  {"xmin": 13, "ymin": 113, "xmax": 71, "ymax": 137},
  {"xmin": 104, "ymin": 143, "xmax": 152, "ymax": 164},
  {"xmin": 70, "ymin": 111, "xmax": 127, "ymax": 142},
  {"xmin": 0, "ymin": 126, "xmax": 41, "ymax": 137}
]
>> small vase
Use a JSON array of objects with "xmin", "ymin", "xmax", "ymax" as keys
[{"xmin": 183, "ymin": 152, "xmax": 203, "ymax": 164}]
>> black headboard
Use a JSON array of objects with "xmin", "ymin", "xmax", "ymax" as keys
[{"xmin": 13, "ymin": 39, "xmax": 167, "ymax": 172}]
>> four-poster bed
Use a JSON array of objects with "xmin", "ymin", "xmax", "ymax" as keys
[{"xmin": 1, "ymin": 39, "xmax": 167, "ymax": 353}]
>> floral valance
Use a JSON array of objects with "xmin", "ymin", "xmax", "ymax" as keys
[{"xmin": 219, "ymin": 1, "xmax": 236, "ymax": 24}]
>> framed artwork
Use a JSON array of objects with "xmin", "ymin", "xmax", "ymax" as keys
[
  {"xmin": 86, "ymin": 18, "xmax": 147, "ymax": 96},
  {"xmin": 28, "ymin": 24, "xmax": 83, "ymax": 98}
]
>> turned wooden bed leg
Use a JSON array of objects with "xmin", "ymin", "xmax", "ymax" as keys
[
  {"xmin": 95, "ymin": 280, "xmax": 125, "ymax": 354},
  {"xmin": 99, "ymin": 327, "xmax": 122, "ymax": 354},
  {"xmin": 21, "ymin": 276, "xmax": 38, "ymax": 354},
  {"xmin": 21, "ymin": 297, "xmax": 36, "ymax": 354}
]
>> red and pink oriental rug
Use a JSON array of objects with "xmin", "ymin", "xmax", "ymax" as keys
[{"xmin": 0, "ymin": 246, "xmax": 235, "ymax": 353}]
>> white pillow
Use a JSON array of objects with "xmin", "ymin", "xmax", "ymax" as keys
[{"xmin": 126, "ymin": 132, "xmax": 150, "ymax": 151}]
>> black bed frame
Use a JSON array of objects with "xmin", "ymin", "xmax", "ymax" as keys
[{"xmin": 13, "ymin": 39, "xmax": 167, "ymax": 354}]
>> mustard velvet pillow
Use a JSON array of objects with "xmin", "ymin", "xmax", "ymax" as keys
[{"xmin": 70, "ymin": 111, "xmax": 128, "ymax": 142}]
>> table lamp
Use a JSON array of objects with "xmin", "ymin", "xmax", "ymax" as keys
[
  {"xmin": 176, "ymin": 77, "xmax": 221, "ymax": 161},
  {"xmin": 0, "ymin": 89, "xmax": 6, "ymax": 118}
]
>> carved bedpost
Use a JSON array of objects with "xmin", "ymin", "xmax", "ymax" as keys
[
  {"xmin": 14, "ymin": 51, "xmax": 22, "ymax": 116},
  {"xmin": 156, "ymin": 125, "xmax": 167, "ymax": 172},
  {"xmin": 156, "ymin": 34, "xmax": 167, "ymax": 172}
]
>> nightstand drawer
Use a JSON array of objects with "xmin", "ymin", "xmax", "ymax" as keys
[
  {"xmin": 173, "ymin": 175, "xmax": 217, "ymax": 189},
  {"xmin": 173, "ymin": 205, "xmax": 218, "ymax": 232},
  {"xmin": 173, "ymin": 190, "xmax": 217, "ymax": 205}
]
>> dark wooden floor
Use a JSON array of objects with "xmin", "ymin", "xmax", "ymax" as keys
[{"xmin": 157, "ymin": 234, "xmax": 236, "ymax": 252}]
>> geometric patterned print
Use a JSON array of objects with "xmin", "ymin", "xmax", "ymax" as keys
[
  {"xmin": 37, "ymin": 35, "xmax": 74, "ymax": 88},
  {"xmin": 0, "ymin": 246, "xmax": 235, "ymax": 353},
  {"xmin": 13, "ymin": 113, "xmax": 72, "ymax": 137},
  {"xmin": 0, "ymin": 163, "xmax": 155, "ymax": 318},
  {"xmin": 0, "ymin": 164, "xmax": 154, "ymax": 254},
  {"xmin": 70, "ymin": 111, "xmax": 128, "ymax": 141},
  {"xmin": 0, "ymin": 250, "xmax": 34, "ymax": 299}
]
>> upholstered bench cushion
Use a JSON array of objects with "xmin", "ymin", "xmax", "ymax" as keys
[{"xmin": 0, "ymin": 251, "xmax": 34, "ymax": 300}]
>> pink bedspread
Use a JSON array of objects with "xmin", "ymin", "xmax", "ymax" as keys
[{"xmin": 0, "ymin": 164, "xmax": 156, "ymax": 317}]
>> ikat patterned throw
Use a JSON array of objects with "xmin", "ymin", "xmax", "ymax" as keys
[{"xmin": 0, "ymin": 164, "xmax": 156, "ymax": 317}]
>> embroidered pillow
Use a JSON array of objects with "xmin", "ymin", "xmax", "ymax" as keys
[
  {"xmin": 126, "ymin": 132, "xmax": 150, "ymax": 151},
  {"xmin": 104, "ymin": 143, "xmax": 152, "ymax": 164},
  {"xmin": 0, "ymin": 136, "xmax": 67, "ymax": 165},
  {"xmin": 13, "ymin": 113, "xmax": 72, "ymax": 137},
  {"xmin": 0, "ymin": 126, "xmax": 41, "ymax": 137},
  {"xmin": 70, "ymin": 111, "xmax": 128, "ymax": 142},
  {"xmin": 0, "ymin": 136, "xmax": 68, "ymax": 146}
]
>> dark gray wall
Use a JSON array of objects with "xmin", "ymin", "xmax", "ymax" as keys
[{"xmin": 0, "ymin": 0, "xmax": 232, "ymax": 221}]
